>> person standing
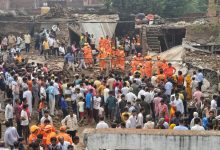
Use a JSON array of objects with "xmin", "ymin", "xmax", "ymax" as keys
[
  {"xmin": 23, "ymin": 87, "xmax": 33, "ymax": 115},
  {"xmin": 106, "ymin": 91, "xmax": 117, "ymax": 121},
  {"xmin": 173, "ymin": 118, "xmax": 188, "ymax": 130},
  {"xmin": 64, "ymin": 52, "xmax": 75, "ymax": 72},
  {"xmin": 20, "ymin": 104, "xmax": 29, "ymax": 144},
  {"xmin": 54, "ymin": 78, "xmax": 60, "ymax": 110},
  {"xmin": 24, "ymin": 33, "xmax": 31, "ymax": 53},
  {"xmin": 137, "ymin": 108, "xmax": 145, "ymax": 128},
  {"xmin": 196, "ymin": 69, "xmax": 204, "ymax": 91},
  {"xmin": 78, "ymin": 49, "xmax": 87, "ymax": 70},
  {"xmin": 46, "ymin": 82, "xmax": 55, "ymax": 116},
  {"xmin": 128, "ymin": 109, "xmax": 137, "ymax": 128},
  {"xmin": 61, "ymin": 111, "xmax": 78, "ymax": 141},
  {"xmin": 93, "ymin": 94, "xmax": 101, "ymax": 123},
  {"xmin": 191, "ymin": 118, "xmax": 205, "ymax": 131},
  {"xmin": 14, "ymin": 99, "xmax": 22, "ymax": 136},
  {"xmin": 174, "ymin": 94, "xmax": 184, "ymax": 115},
  {"xmin": 4, "ymin": 121, "xmax": 19, "ymax": 149},
  {"xmin": 32, "ymin": 79, "xmax": 40, "ymax": 109},
  {"xmin": 5, "ymin": 99, "xmax": 14, "ymax": 126},
  {"xmin": 86, "ymin": 89, "xmax": 93, "ymax": 123},
  {"xmin": 42, "ymin": 38, "xmax": 50, "ymax": 60},
  {"xmin": 96, "ymin": 116, "xmax": 109, "ymax": 129}
]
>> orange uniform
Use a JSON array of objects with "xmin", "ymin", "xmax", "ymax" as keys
[
  {"xmin": 164, "ymin": 67, "xmax": 176, "ymax": 78},
  {"xmin": 99, "ymin": 52, "xmax": 107, "ymax": 70},
  {"xmin": 131, "ymin": 56, "xmax": 144, "ymax": 74},
  {"xmin": 99, "ymin": 38, "xmax": 105, "ymax": 50},
  {"xmin": 111, "ymin": 49, "xmax": 117, "ymax": 68},
  {"xmin": 162, "ymin": 60, "xmax": 168, "ymax": 70},
  {"xmin": 156, "ymin": 60, "xmax": 163, "ymax": 75},
  {"xmin": 156, "ymin": 74, "xmax": 166, "ymax": 83},
  {"xmin": 46, "ymin": 132, "xmax": 57, "ymax": 145},
  {"xmin": 28, "ymin": 133, "xmax": 38, "ymax": 144},
  {"xmin": 83, "ymin": 45, "xmax": 93, "ymax": 65},
  {"xmin": 144, "ymin": 59, "xmax": 153, "ymax": 78},
  {"xmin": 118, "ymin": 50, "xmax": 125, "ymax": 71},
  {"xmin": 177, "ymin": 75, "xmax": 184, "ymax": 86}
]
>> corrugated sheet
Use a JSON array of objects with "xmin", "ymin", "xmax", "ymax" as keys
[{"xmin": 81, "ymin": 22, "xmax": 117, "ymax": 46}]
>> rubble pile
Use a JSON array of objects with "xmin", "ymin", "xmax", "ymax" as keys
[{"xmin": 184, "ymin": 49, "xmax": 220, "ymax": 90}]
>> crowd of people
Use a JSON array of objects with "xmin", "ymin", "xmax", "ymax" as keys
[{"xmin": 1, "ymin": 27, "xmax": 220, "ymax": 150}]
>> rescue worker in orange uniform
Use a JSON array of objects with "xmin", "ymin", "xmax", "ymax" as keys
[
  {"xmin": 99, "ymin": 37, "xmax": 105, "ymax": 50},
  {"xmin": 162, "ymin": 59, "xmax": 168, "ymax": 71},
  {"xmin": 131, "ymin": 53, "xmax": 144, "ymax": 74},
  {"xmin": 28, "ymin": 125, "xmax": 39, "ymax": 144},
  {"xmin": 144, "ymin": 55, "xmax": 153, "ymax": 78},
  {"xmin": 118, "ymin": 47, "xmax": 125, "ymax": 71},
  {"xmin": 111, "ymin": 47, "xmax": 117, "ymax": 68},
  {"xmin": 98, "ymin": 48, "xmax": 107, "ymax": 71},
  {"xmin": 104, "ymin": 36, "xmax": 112, "ymax": 55},
  {"xmin": 156, "ymin": 69, "xmax": 167, "ymax": 84},
  {"xmin": 83, "ymin": 43, "xmax": 93, "ymax": 68},
  {"xmin": 57, "ymin": 126, "xmax": 73, "ymax": 144},
  {"xmin": 164, "ymin": 63, "xmax": 176, "ymax": 78},
  {"xmin": 156, "ymin": 56, "xmax": 163, "ymax": 75},
  {"xmin": 44, "ymin": 125, "xmax": 57, "ymax": 145}
]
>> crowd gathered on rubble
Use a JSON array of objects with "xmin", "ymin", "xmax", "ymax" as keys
[{"xmin": 0, "ymin": 24, "xmax": 220, "ymax": 150}]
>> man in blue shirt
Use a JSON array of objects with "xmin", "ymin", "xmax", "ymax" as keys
[
  {"xmin": 86, "ymin": 89, "xmax": 93, "ymax": 123},
  {"xmin": 46, "ymin": 81, "xmax": 55, "ymax": 116},
  {"xmin": 173, "ymin": 118, "xmax": 189, "ymax": 130},
  {"xmin": 64, "ymin": 52, "xmax": 75, "ymax": 72},
  {"xmin": 196, "ymin": 69, "xmax": 204, "ymax": 91}
]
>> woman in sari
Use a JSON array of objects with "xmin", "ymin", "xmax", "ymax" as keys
[{"xmin": 186, "ymin": 74, "xmax": 192, "ymax": 100}]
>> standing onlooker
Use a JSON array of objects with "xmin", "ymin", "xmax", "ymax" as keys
[
  {"xmin": 77, "ymin": 97, "xmax": 85, "ymax": 120},
  {"xmin": 46, "ymin": 82, "xmax": 55, "ymax": 116},
  {"xmin": 20, "ymin": 104, "xmax": 29, "ymax": 144},
  {"xmin": 96, "ymin": 116, "xmax": 109, "ymax": 129},
  {"xmin": 4, "ymin": 121, "xmax": 19, "ymax": 149},
  {"xmin": 42, "ymin": 38, "xmax": 50, "ymax": 60},
  {"xmin": 14, "ymin": 99, "xmax": 22, "ymax": 136},
  {"xmin": 24, "ymin": 33, "xmax": 31, "ymax": 53},
  {"xmin": 5, "ymin": 99, "xmax": 14, "ymax": 126},
  {"xmin": 106, "ymin": 91, "xmax": 117, "ymax": 121},
  {"xmin": 196, "ymin": 69, "xmax": 204, "ymax": 91},
  {"xmin": 64, "ymin": 52, "xmax": 75, "ymax": 72},
  {"xmin": 93, "ymin": 94, "xmax": 101, "ymax": 123},
  {"xmin": 61, "ymin": 111, "xmax": 78, "ymax": 141},
  {"xmin": 23, "ymin": 87, "xmax": 33, "ymax": 115}
]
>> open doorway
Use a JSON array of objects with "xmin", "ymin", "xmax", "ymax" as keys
[
  {"xmin": 69, "ymin": 28, "xmax": 80, "ymax": 47},
  {"xmin": 159, "ymin": 28, "xmax": 186, "ymax": 51}
]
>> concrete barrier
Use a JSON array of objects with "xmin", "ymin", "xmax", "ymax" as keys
[{"xmin": 83, "ymin": 129, "xmax": 220, "ymax": 150}]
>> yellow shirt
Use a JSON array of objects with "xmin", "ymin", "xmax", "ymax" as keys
[{"xmin": 43, "ymin": 41, "xmax": 49, "ymax": 50}]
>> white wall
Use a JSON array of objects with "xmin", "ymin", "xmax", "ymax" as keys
[{"xmin": 83, "ymin": 129, "xmax": 220, "ymax": 150}]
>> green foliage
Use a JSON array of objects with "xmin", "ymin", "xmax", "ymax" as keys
[{"xmin": 108, "ymin": 0, "xmax": 208, "ymax": 18}]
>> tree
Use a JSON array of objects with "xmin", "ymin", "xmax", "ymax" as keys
[{"xmin": 108, "ymin": 0, "xmax": 208, "ymax": 18}]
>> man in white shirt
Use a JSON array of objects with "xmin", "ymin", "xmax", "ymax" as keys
[
  {"xmin": 23, "ymin": 87, "xmax": 33, "ymax": 115},
  {"xmin": 128, "ymin": 109, "xmax": 137, "ymax": 128},
  {"xmin": 126, "ymin": 88, "xmax": 137, "ymax": 105},
  {"xmin": 138, "ymin": 87, "xmax": 145, "ymax": 99},
  {"xmin": 137, "ymin": 108, "xmax": 144, "ymax": 128},
  {"xmin": 211, "ymin": 95, "xmax": 218, "ymax": 113},
  {"xmin": 5, "ymin": 99, "xmax": 13, "ymax": 126},
  {"xmin": 174, "ymin": 94, "xmax": 184, "ymax": 114},
  {"xmin": 144, "ymin": 87, "xmax": 153, "ymax": 104},
  {"xmin": 191, "ymin": 118, "xmax": 205, "ymax": 131},
  {"xmin": 93, "ymin": 94, "xmax": 101, "ymax": 123},
  {"xmin": 164, "ymin": 79, "xmax": 173, "ymax": 97},
  {"xmin": 121, "ymin": 83, "xmax": 129, "ymax": 95},
  {"xmin": 96, "ymin": 116, "xmax": 109, "ymax": 129},
  {"xmin": 24, "ymin": 33, "xmax": 31, "ymax": 53},
  {"xmin": 58, "ymin": 136, "xmax": 70, "ymax": 150},
  {"xmin": 4, "ymin": 121, "xmax": 19, "ymax": 148},
  {"xmin": 144, "ymin": 115, "xmax": 155, "ymax": 129},
  {"xmin": 61, "ymin": 111, "xmax": 78, "ymax": 139},
  {"xmin": 20, "ymin": 104, "xmax": 29, "ymax": 143},
  {"xmin": 40, "ymin": 110, "xmax": 53, "ymax": 125}
]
